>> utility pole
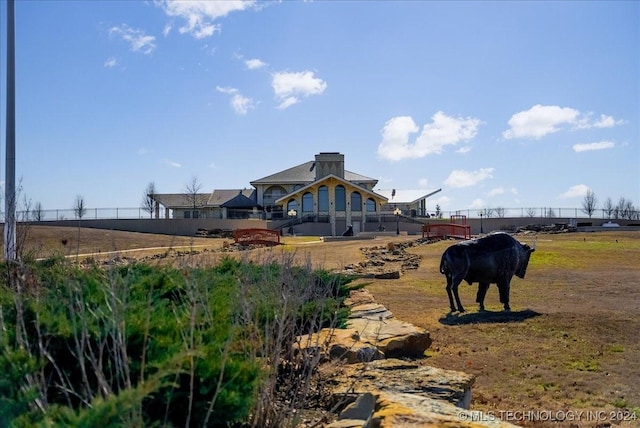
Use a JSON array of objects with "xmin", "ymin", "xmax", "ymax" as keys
[{"xmin": 4, "ymin": 0, "xmax": 17, "ymax": 261}]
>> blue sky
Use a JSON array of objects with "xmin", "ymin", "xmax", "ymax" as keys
[{"xmin": 1, "ymin": 0, "xmax": 638, "ymax": 215}]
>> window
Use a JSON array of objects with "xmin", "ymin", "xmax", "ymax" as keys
[
  {"xmin": 366, "ymin": 198, "xmax": 376, "ymax": 212},
  {"xmin": 184, "ymin": 211, "xmax": 191, "ymax": 219},
  {"xmin": 302, "ymin": 192, "xmax": 314, "ymax": 212},
  {"xmin": 318, "ymin": 186, "xmax": 329, "ymax": 211},
  {"xmin": 263, "ymin": 186, "xmax": 287, "ymax": 205},
  {"xmin": 351, "ymin": 192, "xmax": 362, "ymax": 212},
  {"xmin": 335, "ymin": 185, "xmax": 346, "ymax": 211},
  {"xmin": 287, "ymin": 199, "xmax": 298, "ymax": 213}
]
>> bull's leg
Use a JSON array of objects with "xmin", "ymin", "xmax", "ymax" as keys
[
  {"xmin": 446, "ymin": 275, "xmax": 465, "ymax": 312},
  {"xmin": 476, "ymin": 282, "xmax": 490, "ymax": 311},
  {"xmin": 445, "ymin": 276, "xmax": 457, "ymax": 312},
  {"xmin": 452, "ymin": 275, "xmax": 465, "ymax": 313},
  {"xmin": 497, "ymin": 280, "xmax": 511, "ymax": 311}
]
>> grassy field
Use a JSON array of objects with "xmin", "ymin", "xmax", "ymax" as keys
[{"xmin": 12, "ymin": 225, "xmax": 640, "ymax": 427}]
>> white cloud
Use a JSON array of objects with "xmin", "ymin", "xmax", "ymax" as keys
[
  {"xmin": 572, "ymin": 141, "xmax": 615, "ymax": 152},
  {"xmin": 503, "ymin": 104, "xmax": 580, "ymax": 140},
  {"xmin": 488, "ymin": 187, "xmax": 504, "ymax": 196},
  {"xmin": 272, "ymin": 71, "xmax": 327, "ymax": 109},
  {"xmin": 456, "ymin": 146, "xmax": 472, "ymax": 154},
  {"xmin": 510, "ymin": 187, "xmax": 518, "ymax": 195},
  {"xmin": 559, "ymin": 184, "xmax": 590, "ymax": 199},
  {"xmin": 137, "ymin": 148, "xmax": 150, "ymax": 155},
  {"xmin": 163, "ymin": 23, "xmax": 173, "ymax": 37},
  {"xmin": 469, "ymin": 198, "xmax": 485, "ymax": 209},
  {"xmin": 156, "ymin": 0, "xmax": 256, "ymax": 39},
  {"xmin": 377, "ymin": 111, "xmax": 482, "ymax": 161},
  {"xmin": 104, "ymin": 57, "xmax": 118, "ymax": 68},
  {"xmin": 164, "ymin": 159, "xmax": 182, "ymax": 168},
  {"xmin": 230, "ymin": 93, "xmax": 255, "ymax": 115},
  {"xmin": 277, "ymin": 96, "xmax": 298, "ymax": 109},
  {"xmin": 377, "ymin": 116, "xmax": 419, "ymax": 161},
  {"xmin": 503, "ymin": 105, "xmax": 625, "ymax": 140},
  {"xmin": 216, "ymin": 85, "xmax": 238, "ymax": 95},
  {"xmin": 109, "ymin": 24, "xmax": 156, "ymax": 55},
  {"xmin": 216, "ymin": 86, "xmax": 255, "ymax": 115},
  {"xmin": 245, "ymin": 58, "xmax": 266, "ymax": 70},
  {"xmin": 592, "ymin": 114, "xmax": 624, "ymax": 128},
  {"xmin": 418, "ymin": 178, "xmax": 429, "ymax": 187},
  {"xmin": 444, "ymin": 168, "xmax": 494, "ymax": 188},
  {"xmin": 432, "ymin": 195, "xmax": 451, "ymax": 209},
  {"xmin": 576, "ymin": 113, "xmax": 625, "ymax": 129}
]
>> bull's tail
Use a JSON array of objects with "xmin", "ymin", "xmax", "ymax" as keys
[{"xmin": 439, "ymin": 254, "xmax": 447, "ymax": 275}]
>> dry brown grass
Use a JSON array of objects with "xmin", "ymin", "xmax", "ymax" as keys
[
  {"xmin": 366, "ymin": 231, "xmax": 640, "ymax": 427},
  {"xmin": 14, "ymin": 225, "xmax": 640, "ymax": 427}
]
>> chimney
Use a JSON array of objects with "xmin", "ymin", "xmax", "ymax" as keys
[{"xmin": 314, "ymin": 152, "xmax": 344, "ymax": 180}]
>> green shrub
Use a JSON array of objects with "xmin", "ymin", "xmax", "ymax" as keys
[{"xmin": 0, "ymin": 254, "xmax": 351, "ymax": 427}]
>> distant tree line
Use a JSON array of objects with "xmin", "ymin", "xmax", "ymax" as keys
[{"xmin": 436, "ymin": 191, "xmax": 637, "ymax": 220}]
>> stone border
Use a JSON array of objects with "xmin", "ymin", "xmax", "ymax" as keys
[{"xmin": 307, "ymin": 289, "xmax": 519, "ymax": 427}]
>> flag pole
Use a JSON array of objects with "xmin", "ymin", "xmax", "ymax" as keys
[{"xmin": 4, "ymin": 0, "xmax": 17, "ymax": 261}]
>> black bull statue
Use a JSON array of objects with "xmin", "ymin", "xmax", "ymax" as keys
[{"xmin": 440, "ymin": 232, "xmax": 535, "ymax": 313}]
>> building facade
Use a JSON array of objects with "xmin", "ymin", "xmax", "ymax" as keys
[{"xmin": 150, "ymin": 152, "xmax": 440, "ymax": 236}]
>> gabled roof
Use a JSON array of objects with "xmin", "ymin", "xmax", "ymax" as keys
[
  {"xmin": 152, "ymin": 193, "xmax": 211, "ymax": 209},
  {"xmin": 221, "ymin": 192, "xmax": 260, "ymax": 209},
  {"xmin": 209, "ymin": 189, "xmax": 256, "ymax": 205},
  {"xmin": 153, "ymin": 189, "xmax": 256, "ymax": 209},
  {"xmin": 250, "ymin": 161, "xmax": 378, "ymax": 186},
  {"xmin": 274, "ymin": 174, "xmax": 388, "ymax": 205}
]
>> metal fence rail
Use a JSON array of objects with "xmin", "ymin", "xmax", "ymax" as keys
[{"xmin": 4, "ymin": 206, "xmax": 640, "ymax": 222}]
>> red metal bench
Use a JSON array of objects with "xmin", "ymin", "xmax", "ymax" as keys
[{"xmin": 422, "ymin": 215, "xmax": 471, "ymax": 240}]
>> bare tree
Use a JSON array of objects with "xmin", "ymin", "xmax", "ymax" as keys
[
  {"xmin": 546, "ymin": 207, "xmax": 556, "ymax": 218},
  {"xmin": 19, "ymin": 194, "xmax": 32, "ymax": 222},
  {"xmin": 141, "ymin": 181, "xmax": 157, "ymax": 219},
  {"xmin": 603, "ymin": 197, "xmax": 615, "ymax": 219},
  {"xmin": 19, "ymin": 195, "xmax": 43, "ymax": 222},
  {"xmin": 494, "ymin": 207, "xmax": 505, "ymax": 218},
  {"xmin": 526, "ymin": 207, "xmax": 536, "ymax": 217},
  {"xmin": 73, "ymin": 195, "xmax": 87, "ymax": 219},
  {"xmin": 615, "ymin": 197, "xmax": 626, "ymax": 219},
  {"xmin": 184, "ymin": 176, "xmax": 203, "ymax": 218},
  {"xmin": 32, "ymin": 201, "xmax": 44, "ymax": 221},
  {"xmin": 581, "ymin": 189, "xmax": 598, "ymax": 218},
  {"xmin": 616, "ymin": 197, "xmax": 636, "ymax": 220}
]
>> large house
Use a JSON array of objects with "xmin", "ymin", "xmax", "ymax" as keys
[{"xmin": 151, "ymin": 152, "xmax": 440, "ymax": 235}]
